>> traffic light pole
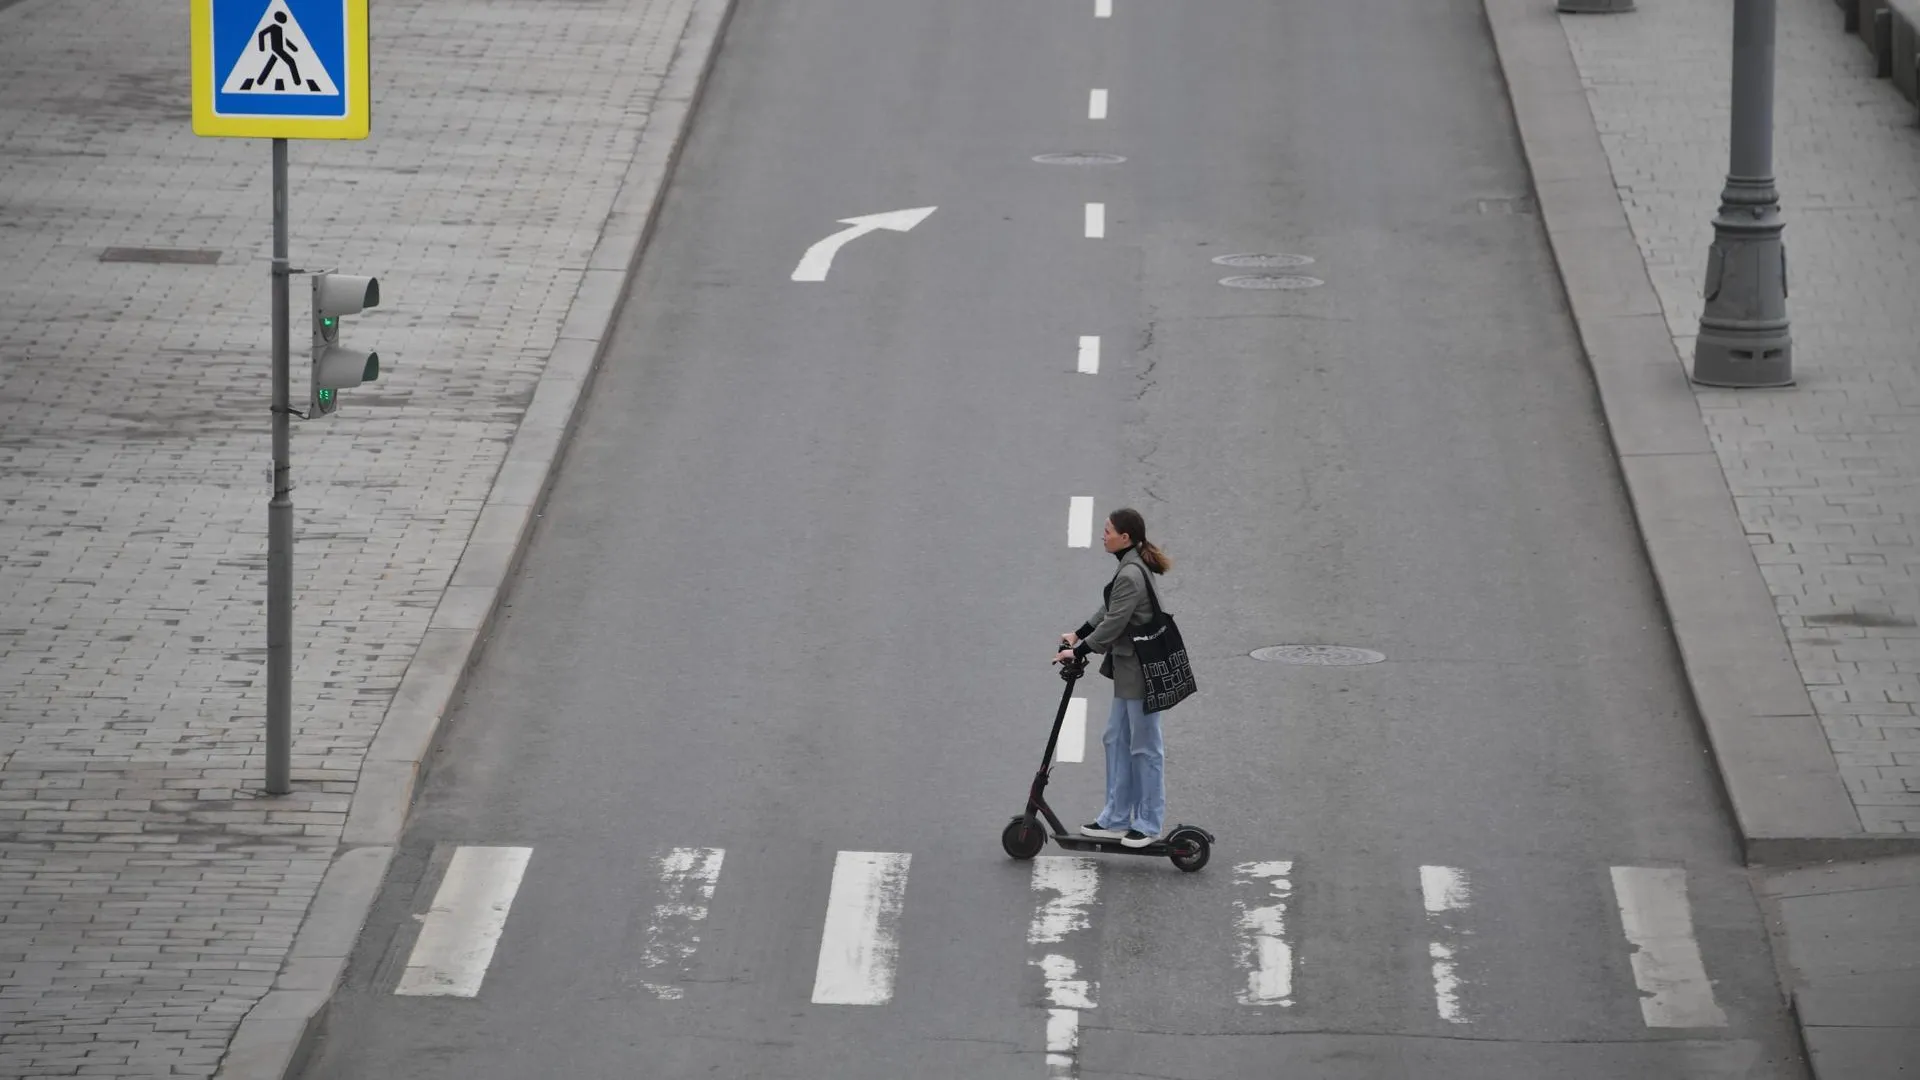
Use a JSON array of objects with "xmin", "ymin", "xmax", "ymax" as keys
[{"xmin": 267, "ymin": 137, "xmax": 293, "ymax": 795}]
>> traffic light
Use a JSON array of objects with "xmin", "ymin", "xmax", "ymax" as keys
[{"xmin": 310, "ymin": 273, "xmax": 381, "ymax": 416}]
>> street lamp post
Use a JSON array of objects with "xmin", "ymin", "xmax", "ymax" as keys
[{"xmin": 1694, "ymin": 0, "xmax": 1793, "ymax": 387}]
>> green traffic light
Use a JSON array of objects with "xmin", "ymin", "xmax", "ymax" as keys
[
  {"xmin": 322, "ymin": 316, "xmax": 338, "ymax": 330},
  {"xmin": 318, "ymin": 388, "xmax": 334, "ymax": 405}
]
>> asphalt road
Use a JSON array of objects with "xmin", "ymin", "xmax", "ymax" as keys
[{"xmin": 298, "ymin": 0, "xmax": 1810, "ymax": 1077}]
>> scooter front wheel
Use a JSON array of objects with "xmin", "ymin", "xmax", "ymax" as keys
[
  {"xmin": 1001, "ymin": 816, "xmax": 1046, "ymax": 860},
  {"xmin": 1168, "ymin": 828, "xmax": 1210, "ymax": 873}
]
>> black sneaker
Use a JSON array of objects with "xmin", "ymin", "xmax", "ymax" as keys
[
  {"xmin": 1120, "ymin": 829, "xmax": 1154, "ymax": 849},
  {"xmin": 1080, "ymin": 823, "xmax": 1126, "ymax": 840}
]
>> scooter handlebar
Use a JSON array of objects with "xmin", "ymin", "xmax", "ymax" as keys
[{"xmin": 1056, "ymin": 647, "xmax": 1087, "ymax": 681}]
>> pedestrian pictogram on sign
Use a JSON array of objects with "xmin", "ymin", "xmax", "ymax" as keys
[
  {"xmin": 190, "ymin": 0, "xmax": 371, "ymax": 139},
  {"xmin": 222, "ymin": 2, "xmax": 341, "ymax": 96}
]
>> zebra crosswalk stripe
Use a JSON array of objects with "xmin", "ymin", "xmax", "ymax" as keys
[
  {"xmin": 1610, "ymin": 866, "xmax": 1728, "ymax": 1028},
  {"xmin": 1420, "ymin": 865, "xmax": 1473, "ymax": 1024},
  {"xmin": 640, "ymin": 847, "xmax": 725, "ymax": 1000},
  {"xmin": 383, "ymin": 844, "xmax": 1735, "ymax": 1034},
  {"xmin": 1233, "ymin": 860, "xmax": 1294, "ymax": 1007},
  {"xmin": 811, "ymin": 851, "xmax": 913, "ymax": 1005},
  {"xmin": 395, "ymin": 846, "xmax": 532, "ymax": 998}
]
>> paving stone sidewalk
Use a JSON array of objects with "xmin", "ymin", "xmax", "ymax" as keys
[
  {"xmin": 0, "ymin": 0, "xmax": 695, "ymax": 1074},
  {"xmin": 1561, "ymin": 0, "xmax": 1920, "ymax": 834}
]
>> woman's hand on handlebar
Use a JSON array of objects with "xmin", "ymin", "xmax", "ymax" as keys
[
  {"xmin": 1060, "ymin": 632, "xmax": 1079, "ymax": 647},
  {"xmin": 1054, "ymin": 648, "xmax": 1076, "ymax": 666}
]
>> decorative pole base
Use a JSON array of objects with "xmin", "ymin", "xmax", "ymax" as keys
[
  {"xmin": 1556, "ymin": 0, "xmax": 1635, "ymax": 12},
  {"xmin": 1693, "ymin": 181, "xmax": 1793, "ymax": 388}
]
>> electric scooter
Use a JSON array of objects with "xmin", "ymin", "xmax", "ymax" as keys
[{"xmin": 1001, "ymin": 650, "xmax": 1215, "ymax": 872}]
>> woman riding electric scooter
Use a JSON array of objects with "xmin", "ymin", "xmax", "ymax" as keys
[{"xmin": 1055, "ymin": 507, "xmax": 1173, "ymax": 849}]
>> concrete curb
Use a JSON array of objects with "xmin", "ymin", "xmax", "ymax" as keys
[
  {"xmin": 209, "ymin": 0, "xmax": 740, "ymax": 1075},
  {"xmin": 1479, "ymin": 0, "xmax": 1920, "ymax": 869}
]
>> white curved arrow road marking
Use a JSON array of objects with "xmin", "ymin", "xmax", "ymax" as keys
[{"xmin": 791, "ymin": 206, "xmax": 938, "ymax": 282}]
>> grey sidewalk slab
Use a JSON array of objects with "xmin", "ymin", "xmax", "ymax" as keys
[
  {"xmin": 1483, "ymin": 0, "xmax": 1891, "ymax": 865},
  {"xmin": 1482, "ymin": 0, "xmax": 1920, "ymax": 1075},
  {"xmin": 1758, "ymin": 855, "xmax": 1920, "ymax": 1076},
  {"xmin": 1557, "ymin": 0, "xmax": 1920, "ymax": 837},
  {"xmin": 0, "ymin": 0, "xmax": 732, "ymax": 1076}
]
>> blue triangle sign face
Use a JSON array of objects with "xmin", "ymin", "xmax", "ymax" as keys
[{"xmin": 221, "ymin": 0, "xmax": 340, "ymax": 95}]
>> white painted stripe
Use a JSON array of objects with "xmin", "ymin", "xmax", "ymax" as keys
[
  {"xmin": 1234, "ymin": 861, "xmax": 1293, "ymax": 1006},
  {"xmin": 1610, "ymin": 867, "xmax": 1728, "ymax": 1028},
  {"xmin": 395, "ymin": 846, "xmax": 532, "ymax": 997},
  {"xmin": 812, "ymin": 851, "xmax": 912, "ymax": 1005},
  {"xmin": 1085, "ymin": 202, "xmax": 1105, "ymax": 239},
  {"xmin": 1088, "ymin": 88, "xmax": 1108, "ymax": 119},
  {"xmin": 1057, "ymin": 698, "xmax": 1087, "ymax": 763},
  {"xmin": 1068, "ymin": 497, "xmax": 1095, "ymax": 547},
  {"xmin": 1031, "ymin": 856, "xmax": 1099, "ymax": 1077},
  {"xmin": 1095, "ymin": 0, "xmax": 1112, "ymax": 16},
  {"xmin": 640, "ymin": 846, "xmax": 725, "ymax": 1000},
  {"xmin": 1029, "ymin": 857, "xmax": 1099, "ymax": 945},
  {"xmin": 1038, "ymin": 952, "xmax": 1095, "ymax": 1009},
  {"xmin": 1077, "ymin": 335, "xmax": 1101, "ymax": 375},
  {"xmin": 1430, "ymin": 942, "xmax": 1465, "ymax": 1023},
  {"xmin": 1421, "ymin": 865, "xmax": 1470, "ymax": 914},
  {"xmin": 1421, "ymin": 865, "xmax": 1472, "ymax": 1023},
  {"xmin": 1046, "ymin": 1008, "xmax": 1079, "ymax": 1078}
]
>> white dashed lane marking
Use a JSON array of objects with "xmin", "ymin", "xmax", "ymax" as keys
[
  {"xmin": 1068, "ymin": 497, "xmax": 1095, "ymax": 547},
  {"xmin": 1057, "ymin": 697, "xmax": 1087, "ymax": 763},
  {"xmin": 1077, "ymin": 335, "xmax": 1100, "ymax": 375}
]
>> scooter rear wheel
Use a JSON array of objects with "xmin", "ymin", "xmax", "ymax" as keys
[
  {"xmin": 1001, "ymin": 816, "xmax": 1046, "ymax": 860},
  {"xmin": 1168, "ymin": 829, "xmax": 1210, "ymax": 873}
]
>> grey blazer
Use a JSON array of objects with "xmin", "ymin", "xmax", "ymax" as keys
[{"xmin": 1075, "ymin": 547, "xmax": 1158, "ymax": 700}]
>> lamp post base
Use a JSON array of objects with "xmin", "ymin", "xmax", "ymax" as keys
[
  {"xmin": 1692, "ymin": 187, "xmax": 1793, "ymax": 388},
  {"xmin": 1693, "ymin": 327, "xmax": 1793, "ymax": 388}
]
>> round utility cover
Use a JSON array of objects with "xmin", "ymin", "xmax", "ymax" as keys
[
  {"xmin": 1211, "ymin": 253, "xmax": 1315, "ymax": 268},
  {"xmin": 1032, "ymin": 152, "xmax": 1127, "ymax": 165},
  {"xmin": 1250, "ymin": 645, "xmax": 1386, "ymax": 666},
  {"xmin": 1220, "ymin": 274, "xmax": 1324, "ymax": 290}
]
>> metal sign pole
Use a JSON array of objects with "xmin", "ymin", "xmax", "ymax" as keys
[{"xmin": 267, "ymin": 137, "xmax": 293, "ymax": 795}]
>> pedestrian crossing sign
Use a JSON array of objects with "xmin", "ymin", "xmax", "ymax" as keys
[{"xmin": 190, "ymin": 0, "xmax": 370, "ymax": 139}]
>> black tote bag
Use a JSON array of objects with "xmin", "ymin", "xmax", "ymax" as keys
[{"xmin": 1130, "ymin": 567, "xmax": 1197, "ymax": 713}]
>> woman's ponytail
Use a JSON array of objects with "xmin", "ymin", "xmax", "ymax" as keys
[
  {"xmin": 1138, "ymin": 539, "xmax": 1172, "ymax": 575},
  {"xmin": 1108, "ymin": 507, "xmax": 1173, "ymax": 574}
]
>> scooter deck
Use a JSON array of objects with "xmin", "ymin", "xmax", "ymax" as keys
[
  {"xmin": 1045, "ymin": 823, "xmax": 1214, "ymax": 857},
  {"xmin": 1050, "ymin": 834, "xmax": 1178, "ymax": 856}
]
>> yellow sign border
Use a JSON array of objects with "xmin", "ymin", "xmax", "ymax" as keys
[{"xmin": 191, "ymin": 0, "xmax": 370, "ymax": 139}]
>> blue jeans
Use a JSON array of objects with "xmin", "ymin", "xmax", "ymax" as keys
[{"xmin": 1096, "ymin": 697, "xmax": 1165, "ymax": 836}]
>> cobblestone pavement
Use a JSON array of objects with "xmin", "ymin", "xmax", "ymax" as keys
[
  {"xmin": 1561, "ymin": 0, "xmax": 1920, "ymax": 833},
  {"xmin": 0, "ymin": 0, "xmax": 695, "ymax": 1074}
]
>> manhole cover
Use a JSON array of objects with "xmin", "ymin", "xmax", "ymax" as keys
[
  {"xmin": 1476, "ymin": 195, "xmax": 1537, "ymax": 216},
  {"xmin": 1250, "ymin": 645, "xmax": 1386, "ymax": 666},
  {"xmin": 100, "ymin": 247, "xmax": 222, "ymax": 265},
  {"xmin": 1220, "ymin": 274, "xmax": 1324, "ymax": 290},
  {"xmin": 1032, "ymin": 152, "xmax": 1127, "ymax": 165},
  {"xmin": 1212, "ymin": 253, "xmax": 1315, "ymax": 269}
]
